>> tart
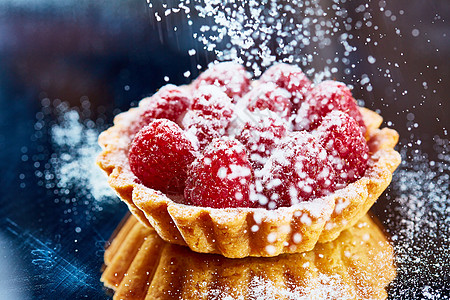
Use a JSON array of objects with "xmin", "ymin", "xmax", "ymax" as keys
[
  {"xmin": 102, "ymin": 213, "xmax": 396, "ymax": 300},
  {"xmin": 97, "ymin": 62, "xmax": 401, "ymax": 258}
]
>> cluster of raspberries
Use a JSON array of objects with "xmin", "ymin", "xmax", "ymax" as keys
[{"xmin": 128, "ymin": 62, "xmax": 369, "ymax": 209}]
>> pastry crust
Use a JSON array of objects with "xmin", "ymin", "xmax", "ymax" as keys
[
  {"xmin": 97, "ymin": 102, "xmax": 400, "ymax": 258},
  {"xmin": 102, "ymin": 214, "xmax": 396, "ymax": 299}
]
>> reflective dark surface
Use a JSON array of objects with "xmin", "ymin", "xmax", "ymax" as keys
[{"xmin": 0, "ymin": 1, "xmax": 448, "ymax": 299}]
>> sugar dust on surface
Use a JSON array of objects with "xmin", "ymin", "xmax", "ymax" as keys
[{"xmin": 30, "ymin": 97, "xmax": 118, "ymax": 227}]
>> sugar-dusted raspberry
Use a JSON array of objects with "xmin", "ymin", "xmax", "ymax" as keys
[
  {"xmin": 259, "ymin": 131, "xmax": 336, "ymax": 208},
  {"xmin": 190, "ymin": 86, "xmax": 234, "ymax": 121},
  {"xmin": 259, "ymin": 63, "xmax": 312, "ymax": 106},
  {"xmin": 182, "ymin": 86, "xmax": 234, "ymax": 150},
  {"xmin": 316, "ymin": 110, "xmax": 369, "ymax": 184},
  {"xmin": 193, "ymin": 62, "xmax": 251, "ymax": 100},
  {"xmin": 128, "ymin": 119, "xmax": 196, "ymax": 194},
  {"xmin": 184, "ymin": 137, "xmax": 253, "ymax": 208},
  {"xmin": 243, "ymin": 82, "xmax": 292, "ymax": 120},
  {"xmin": 294, "ymin": 80, "xmax": 365, "ymax": 132},
  {"xmin": 183, "ymin": 112, "xmax": 224, "ymax": 150},
  {"xmin": 138, "ymin": 84, "xmax": 191, "ymax": 128},
  {"xmin": 236, "ymin": 116, "xmax": 288, "ymax": 169}
]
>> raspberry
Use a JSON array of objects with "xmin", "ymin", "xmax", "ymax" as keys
[
  {"xmin": 294, "ymin": 80, "xmax": 365, "ymax": 132},
  {"xmin": 183, "ymin": 113, "xmax": 224, "ymax": 150},
  {"xmin": 259, "ymin": 63, "xmax": 312, "ymax": 106},
  {"xmin": 182, "ymin": 86, "xmax": 234, "ymax": 150},
  {"xmin": 244, "ymin": 82, "xmax": 292, "ymax": 120},
  {"xmin": 190, "ymin": 86, "xmax": 234, "ymax": 121},
  {"xmin": 193, "ymin": 62, "xmax": 251, "ymax": 100},
  {"xmin": 184, "ymin": 138, "xmax": 253, "ymax": 208},
  {"xmin": 316, "ymin": 111, "xmax": 369, "ymax": 184},
  {"xmin": 236, "ymin": 116, "xmax": 288, "ymax": 169},
  {"xmin": 259, "ymin": 132, "xmax": 336, "ymax": 208},
  {"xmin": 138, "ymin": 84, "xmax": 191, "ymax": 129},
  {"xmin": 128, "ymin": 119, "xmax": 196, "ymax": 194}
]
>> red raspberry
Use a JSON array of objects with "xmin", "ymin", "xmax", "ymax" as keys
[
  {"xmin": 138, "ymin": 84, "xmax": 191, "ymax": 128},
  {"xmin": 259, "ymin": 132, "xmax": 336, "ymax": 208},
  {"xmin": 236, "ymin": 116, "xmax": 288, "ymax": 169},
  {"xmin": 193, "ymin": 62, "xmax": 251, "ymax": 100},
  {"xmin": 190, "ymin": 86, "xmax": 234, "ymax": 121},
  {"xmin": 259, "ymin": 63, "xmax": 312, "ymax": 106},
  {"xmin": 183, "ymin": 112, "xmax": 224, "ymax": 150},
  {"xmin": 182, "ymin": 86, "xmax": 234, "ymax": 150},
  {"xmin": 128, "ymin": 119, "xmax": 196, "ymax": 194},
  {"xmin": 184, "ymin": 138, "xmax": 253, "ymax": 208},
  {"xmin": 316, "ymin": 111, "xmax": 369, "ymax": 184},
  {"xmin": 243, "ymin": 82, "xmax": 292, "ymax": 120},
  {"xmin": 294, "ymin": 80, "xmax": 365, "ymax": 132}
]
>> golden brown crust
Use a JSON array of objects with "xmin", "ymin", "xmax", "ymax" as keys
[
  {"xmin": 101, "ymin": 221, "xmax": 154, "ymax": 289},
  {"xmin": 97, "ymin": 102, "xmax": 400, "ymax": 258},
  {"xmin": 115, "ymin": 234, "xmax": 164, "ymax": 300},
  {"xmin": 359, "ymin": 107, "xmax": 383, "ymax": 138},
  {"xmin": 104, "ymin": 213, "xmax": 137, "ymax": 265},
  {"xmin": 102, "ymin": 214, "xmax": 396, "ymax": 299}
]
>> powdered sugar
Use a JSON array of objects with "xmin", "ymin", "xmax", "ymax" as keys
[
  {"xmin": 147, "ymin": 0, "xmax": 367, "ymax": 82},
  {"xmin": 193, "ymin": 61, "xmax": 251, "ymax": 98},
  {"xmin": 383, "ymin": 140, "xmax": 450, "ymax": 298},
  {"xmin": 193, "ymin": 273, "xmax": 360, "ymax": 300},
  {"xmin": 50, "ymin": 111, "xmax": 115, "ymax": 202},
  {"xmin": 228, "ymin": 164, "xmax": 251, "ymax": 180},
  {"xmin": 31, "ymin": 98, "xmax": 117, "ymax": 224}
]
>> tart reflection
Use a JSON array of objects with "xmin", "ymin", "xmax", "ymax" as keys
[{"xmin": 102, "ymin": 214, "xmax": 395, "ymax": 300}]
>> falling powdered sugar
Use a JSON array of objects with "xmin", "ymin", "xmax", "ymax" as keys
[{"xmin": 147, "ymin": 0, "xmax": 362, "ymax": 80}]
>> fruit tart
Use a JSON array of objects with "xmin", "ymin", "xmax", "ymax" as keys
[
  {"xmin": 102, "ymin": 213, "xmax": 396, "ymax": 300},
  {"xmin": 97, "ymin": 62, "xmax": 401, "ymax": 258}
]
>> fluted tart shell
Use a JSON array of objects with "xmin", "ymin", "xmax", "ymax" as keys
[{"xmin": 102, "ymin": 214, "xmax": 396, "ymax": 299}]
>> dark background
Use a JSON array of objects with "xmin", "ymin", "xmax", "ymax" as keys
[{"xmin": 0, "ymin": 0, "xmax": 448, "ymax": 299}]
